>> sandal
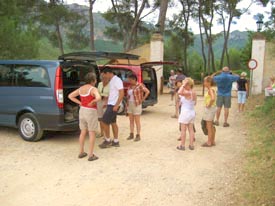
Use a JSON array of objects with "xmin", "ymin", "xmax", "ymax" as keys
[
  {"xmin": 189, "ymin": 145, "xmax": 195, "ymax": 150},
  {"xmin": 127, "ymin": 133, "xmax": 134, "ymax": 140},
  {"xmin": 171, "ymin": 115, "xmax": 178, "ymax": 119},
  {"xmin": 78, "ymin": 152, "xmax": 87, "ymax": 159},
  {"xmin": 88, "ymin": 155, "xmax": 99, "ymax": 161},
  {"xmin": 176, "ymin": 145, "xmax": 185, "ymax": 151},
  {"xmin": 214, "ymin": 121, "xmax": 219, "ymax": 126},
  {"xmin": 223, "ymin": 123, "xmax": 230, "ymax": 127},
  {"xmin": 201, "ymin": 142, "xmax": 212, "ymax": 147}
]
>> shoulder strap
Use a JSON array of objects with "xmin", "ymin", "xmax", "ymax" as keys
[{"xmin": 88, "ymin": 86, "xmax": 94, "ymax": 95}]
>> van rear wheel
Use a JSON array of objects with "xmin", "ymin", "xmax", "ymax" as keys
[{"xmin": 18, "ymin": 113, "xmax": 44, "ymax": 142}]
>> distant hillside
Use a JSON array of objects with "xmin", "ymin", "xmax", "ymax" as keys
[
  {"xmin": 191, "ymin": 30, "xmax": 248, "ymax": 57},
  {"xmin": 38, "ymin": 4, "xmax": 248, "ymax": 59}
]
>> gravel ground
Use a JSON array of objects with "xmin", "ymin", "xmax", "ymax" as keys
[{"xmin": 0, "ymin": 94, "xmax": 246, "ymax": 206}]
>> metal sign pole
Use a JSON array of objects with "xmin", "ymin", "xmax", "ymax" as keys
[{"xmin": 250, "ymin": 70, "xmax": 253, "ymax": 97}]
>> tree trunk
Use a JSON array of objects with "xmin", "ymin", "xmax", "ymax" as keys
[
  {"xmin": 125, "ymin": 0, "xmax": 146, "ymax": 51},
  {"xmin": 209, "ymin": 8, "xmax": 216, "ymax": 72},
  {"xmin": 55, "ymin": 21, "xmax": 64, "ymax": 55},
  {"xmin": 89, "ymin": 0, "xmax": 96, "ymax": 51},
  {"xmin": 224, "ymin": 16, "xmax": 233, "ymax": 68},
  {"xmin": 220, "ymin": 13, "xmax": 227, "ymax": 69},
  {"xmin": 157, "ymin": 0, "xmax": 169, "ymax": 34},
  {"xmin": 198, "ymin": 8, "xmax": 207, "ymax": 72}
]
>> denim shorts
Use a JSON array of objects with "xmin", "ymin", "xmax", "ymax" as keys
[{"xmin": 238, "ymin": 91, "xmax": 247, "ymax": 104}]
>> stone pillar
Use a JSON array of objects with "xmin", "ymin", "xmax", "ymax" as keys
[
  {"xmin": 150, "ymin": 32, "xmax": 164, "ymax": 93},
  {"xmin": 251, "ymin": 34, "xmax": 266, "ymax": 95}
]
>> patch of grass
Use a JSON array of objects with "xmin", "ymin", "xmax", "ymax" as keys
[{"xmin": 237, "ymin": 95, "xmax": 275, "ymax": 205}]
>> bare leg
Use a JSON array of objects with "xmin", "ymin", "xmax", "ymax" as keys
[
  {"xmin": 171, "ymin": 91, "xmax": 174, "ymax": 101},
  {"xmin": 128, "ymin": 114, "xmax": 134, "ymax": 134},
  {"xmin": 88, "ymin": 131, "xmax": 96, "ymax": 157},
  {"xmin": 134, "ymin": 115, "xmax": 141, "ymax": 135},
  {"xmin": 241, "ymin": 104, "xmax": 245, "ymax": 112},
  {"xmin": 102, "ymin": 122, "xmax": 110, "ymax": 138},
  {"xmin": 179, "ymin": 124, "xmax": 187, "ymax": 147},
  {"xmin": 112, "ymin": 123, "xmax": 119, "ymax": 140},
  {"xmin": 79, "ymin": 129, "xmax": 87, "ymax": 154},
  {"xmin": 216, "ymin": 107, "xmax": 222, "ymax": 123},
  {"xmin": 99, "ymin": 121, "xmax": 104, "ymax": 136},
  {"xmin": 238, "ymin": 104, "xmax": 241, "ymax": 112},
  {"xmin": 206, "ymin": 121, "xmax": 213, "ymax": 145},
  {"xmin": 188, "ymin": 123, "xmax": 195, "ymax": 147},
  {"xmin": 224, "ymin": 108, "xmax": 229, "ymax": 123},
  {"xmin": 213, "ymin": 125, "xmax": 216, "ymax": 145}
]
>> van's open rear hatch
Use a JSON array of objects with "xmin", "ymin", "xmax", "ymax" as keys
[
  {"xmin": 59, "ymin": 52, "xmax": 140, "ymax": 62},
  {"xmin": 59, "ymin": 51, "xmax": 140, "ymax": 122}
]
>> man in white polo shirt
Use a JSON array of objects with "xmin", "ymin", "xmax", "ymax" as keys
[{"xmin": 99, "ymin": 67, "xmax": 124, "ymax": 148}]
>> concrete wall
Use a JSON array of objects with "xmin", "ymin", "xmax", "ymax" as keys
[
  {"xmin": 128, "ymin": 44, "xmax": 150, "ymax": 61},
  {"xmin": 128, "ymin": 32, "xmax": 164, "ymax": 93},
  {"xmin": 150, "ymin": 33, "xmax": 164, "ymax": 93},
  {"xmin": 251, "ymin": 38, "xmax": 266, "ymax": 95},
  {"xmin": 263, "ymin": 42, "xmax": 275, "ymax": 88}
]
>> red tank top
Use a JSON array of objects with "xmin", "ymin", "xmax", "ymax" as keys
[{"xmin": 79, "ymin": 87, "xmax": 97, "ymax": 109}]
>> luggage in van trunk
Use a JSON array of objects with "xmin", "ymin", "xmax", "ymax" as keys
[{"xmin": 61, "ymin": 63, "xmax": 99, "ymax": 123}]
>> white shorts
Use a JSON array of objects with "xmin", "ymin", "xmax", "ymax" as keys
[{"xmin": 178, "ymin": 109, "xmax": 195, "ymax": 124}]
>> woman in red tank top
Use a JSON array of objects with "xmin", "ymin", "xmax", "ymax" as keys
[{"xmin": 69, "ymin": 73, "xmax": 101, "ymax": 161}]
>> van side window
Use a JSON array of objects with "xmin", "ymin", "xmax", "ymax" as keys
[
  {"xmin": 0, "ymin": 65, "xmax": 13, "ymax": 86},
  {"xmin": 13, "ymin": 65, "xmax": 50, "ymax": 87}
]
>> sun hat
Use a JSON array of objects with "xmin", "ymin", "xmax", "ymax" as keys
[{"xmin": 241, "ymin": 72, "xmax": 247, "ymax": 77}]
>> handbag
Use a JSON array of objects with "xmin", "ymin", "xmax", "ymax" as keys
[{"xmin": 201, "ymin": 119, "xmax": 208, "ymax": 135}]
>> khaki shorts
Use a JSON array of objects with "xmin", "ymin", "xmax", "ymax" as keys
[
  {"xmin": 79, "ymin": 107, "xmax": 98, "ymax": 132},
  {"xmin": 97, "ymin": 100, "xmax": 106, "ymax": 120},
  {"xmin": 202, "ymin": 107, "xmax": 217, "ymax": 121},
  {"xmin": 127, "ymin": 102, "xmax": 142, "ymax": 115},
  {"xmin": 216, "ymin": 96, "xmax": 231, "ymax": 108}
]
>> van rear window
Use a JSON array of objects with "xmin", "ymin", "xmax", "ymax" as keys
[
  {"xmin": 62, "ymin": 65, "xmax": 97, "ymax": 85},
  {"xmin": 110, "ymin": 68, "xmax": 133, "ymax": 82},
  {"xmin": 0, "ymin": 64, "xmax": 50, "ymax": 87}
]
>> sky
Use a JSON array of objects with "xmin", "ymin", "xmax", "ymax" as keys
[{"xmin": 65, "ymin": 0, "xmax": 273, "ymax": 34}]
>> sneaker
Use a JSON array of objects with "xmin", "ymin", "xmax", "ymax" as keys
[
  {"xmin": 99, "ymin": 140, "xmax": 112, "ymax": 149},
  {"xmin": 127, "ymin": 133, "xmax": 134, "ymax": 140},
  {"xmin": 111, "ymin": 141, "xmax": 120, "ymax": 147},
  {"xmin": 134, "ymin": 134, "xmax": 141, "ymax": 142}
]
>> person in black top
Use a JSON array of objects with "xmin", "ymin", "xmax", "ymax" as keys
[{"xmin": 237, "ymin": 72, "xmax": 248, "ymax": 112}]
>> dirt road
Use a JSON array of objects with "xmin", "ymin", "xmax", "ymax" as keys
[{"xmin": 0, "ymin": 94, "xmax": 245, "ymax": 206}]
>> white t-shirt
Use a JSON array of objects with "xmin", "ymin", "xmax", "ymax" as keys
[
  {"xmin": 108, "ymin": 75, "xmax": 124, "ymax": 105},
  {"xmin": 127, "ymin": 89, "xmax": 134, "ymax": 102}
]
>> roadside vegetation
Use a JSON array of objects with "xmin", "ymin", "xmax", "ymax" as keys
[{"xmin": 236, "ymin": 95, "xmax": 275, "ymax": 205}]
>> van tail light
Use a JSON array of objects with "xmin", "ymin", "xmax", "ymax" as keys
[
  {"xmin": 138, "ymin": 71, "xmax": 142, "ymax": 83},
  {"xmin": 54, "ymin": 66, "xmax": 64, "ymax": 109}
]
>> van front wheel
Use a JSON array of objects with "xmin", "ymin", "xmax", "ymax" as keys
[{"xmin": 18, "ymin": 113, "xmax": 44, "ymax": 142}]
